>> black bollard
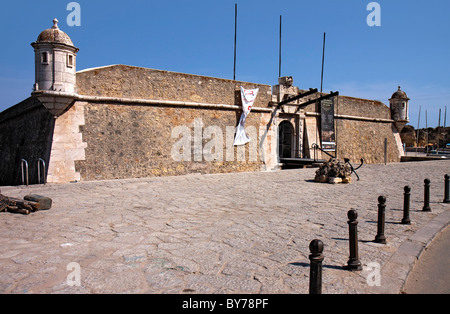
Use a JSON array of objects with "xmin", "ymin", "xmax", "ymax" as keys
[
  {"xmin": 374, "ymin": 196, "xmax": 387, "ymax": 244},
  {"xmin": 345, "ymin": 209, "xmax": 362, "ymax": 271},
  {"xmin": 423, "ymin": 179, "xmax": 431, "ymax": 212},
  {"xmin": 402, "ymin": 186, "xmax": 411, "ymax": 225},
  {"xmin": 444, "ymin": 174, "xmax": 449, "ymax": 204},
  {"xmin": 309, "ymin": 239, "xmax": 324, "ymax": 294}
]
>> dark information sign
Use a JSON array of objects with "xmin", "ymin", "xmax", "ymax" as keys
[{"xmin": 320, "ymin": 98, "xmax": 336, "ymax": 152}]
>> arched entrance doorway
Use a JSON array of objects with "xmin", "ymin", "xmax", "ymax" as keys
[{"xmin": 279, "ymin": 121, "xmax": 294, "ymax": 158}]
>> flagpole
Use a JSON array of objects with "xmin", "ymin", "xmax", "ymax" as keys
[
  {"xmin": 444, "ymin": 106, "xmax": 447, "ymax": 128},
  {"xmin": 279, "ymin": 15, "xmax": 282, "ymax": 78},
  {"xmin": 233, "ymin": 3, "xmax": 237, "ymax": 81},
  {"xmin": 438, "ymin": 108, "xmax": 442, "ymax": 150},
  {"xmin": 439, "ymin": 108, "xmax": 441, "ymax": 128},
  {"xmin": 416, "ymin": 105, "xmax": 421, "ymax": 156},
  {"xmin": 425, "ymin": 110, "xmax": 429, "ymax": 154},
  {"xmin": 320, "ymin": 32, "xmax": 326, "ymax": 93}
]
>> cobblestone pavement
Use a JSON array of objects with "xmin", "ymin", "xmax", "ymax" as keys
[{"xmin": 0, "ymin": 160, "xmax": 449, "ymax": 294}]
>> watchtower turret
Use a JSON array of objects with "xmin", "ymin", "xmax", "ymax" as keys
[
  {"xmin": 31, "ymin": 18, "xmax": 79, "ymax": 116},
  {"xmin": 389, "ymin": 86, "xmax": 410, "ymax": 132}
]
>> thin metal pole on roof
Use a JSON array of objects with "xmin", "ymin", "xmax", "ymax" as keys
[
  {"xmin": 445, "ymin": 106, "xmax": 448, "ymax": 151},
  {"xmin": 439, "ymin": 108, "xmax": 442, "ymax": 128},
  {"xmin": 416, "ymin": 105, "xmax": 421, "ymax": 156},
  {"xmin": 320, "ymin": 32, "xmax": 326, "ymax": 94},
  {"xmin": 279, "ymin": 15, "xmax": 282, "ymax": 78},
  {"xmin": 233, "ymin": 3, "xmax": 237, "ymax": 81},
  {"xmin": 426, "ymin": 110, "xmax": 429, "ymax": 153},
  {"xmin": 438, "ymin": 108, "xmax": 442, "ymax": 150},
  {"xmin": 444, "ymin": 106, "xmax": 447, "ymax": 128}
]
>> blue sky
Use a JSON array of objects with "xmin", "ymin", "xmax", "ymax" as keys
[{"xmin": 0, "ymin": 0, "xmax": 449, "ymax": 127}]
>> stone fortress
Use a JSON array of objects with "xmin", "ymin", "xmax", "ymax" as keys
[{"xmin": 0, "ymin": 19, "xmax": 411, "ymax": 186}]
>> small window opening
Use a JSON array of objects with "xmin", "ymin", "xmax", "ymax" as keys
[
  {"xmin": 41, "ymin": 52, "xmax": 49, "ymax": 64},
  {"xmin": 67, "ymin": 54, "xmax": 74, "ymax": 68}
]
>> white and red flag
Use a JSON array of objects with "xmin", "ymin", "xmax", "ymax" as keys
[{"xmin": 234, "ymin": 87, "xmax": 259, "ymax": 146}]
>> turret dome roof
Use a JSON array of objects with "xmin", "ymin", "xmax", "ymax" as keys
[
  {"xmin": 391, "ymin": 86, "xmax": 409, "ymax": 100},
  {"xmin": 34, "ymin": 19, "xmax": 75, "ymax": 47}
]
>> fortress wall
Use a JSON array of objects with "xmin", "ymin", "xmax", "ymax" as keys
[
  {"xmin": 72, "ymin": 65, "xmax": 405, "ymax": 174},
  {"xmin": 69, "ymin": 65, "xmax": 276, "ymax": 182},
  {"xmin": 300, "ymin": 95, "xmax": 401, "ymax": 164},
  {"xmin": 0, "ymin": 97, "xmax": 55, "ymax": 186},
  {"xmin": 0, "ymin": 64, "xmax": 404, "ymax": 185},
  {"xmin": 336, "ymin": 96, "xmax": 391, "ymax": 120},
  {"xmin": 73, "ymin": 101, "xmax": 272, "ymax": 181},
  {"xmin": 336, "ymin": 119, "xmax": 400, "ymax": 164},
  {"xmin": 334, "ymin": 96, "xmax": 401, "ymax": 163},
  {"xmin": 76, "ymin": 65, "xmax": 272, "ymax": 108}
]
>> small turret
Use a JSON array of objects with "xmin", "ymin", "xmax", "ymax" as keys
[
  {"xmin": 31, "ymin": 19, "xmax": 79, "ymax": 116},
  {"xmin": 389, "ymin": 86, "xmax": 410, "ymax": 132}
]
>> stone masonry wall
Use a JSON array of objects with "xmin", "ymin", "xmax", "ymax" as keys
[
  {"xmin": 72, "ymin": 65, "xmax": 274, "ymax": 181},
  {"xmin": 334, "ymin": 96, "xmax": 401, "ymax": 163},
  {"xmin": 0, "ymin": 97, "xmax": 55, "ymax": 186},
  {"xmin": 74, "ymin": 102, "xmax": 268, "ymax": 181},
  {"xmin": 76, "ymin": 65, "xmax": 272, "ymax": 108},
  {"xmin": 336, "ymin": 119, "xmax": 400, "ymax": 164},
  {"xmin": 0, "ymin": 64, "xmax": 403, "ymax": 185},
  {"xmin": 46, "ymin": 102, "xmax": 87, "ymax": 183},
  {"xmin": 335, "ymin": 96, "xmax": 391, "ymax": 120},
  {"xmin": 300, "ymin": 95, "xmax": 400, "ymax": 163}
]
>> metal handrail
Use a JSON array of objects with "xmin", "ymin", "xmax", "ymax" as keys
[
  {"xmin": 21, "ymin": 159, "xmax": 29, "ymax": 186},
  {"xmin": 38, "ymin": 158, "xmax": 46, "ymax": 185},
  {"xmin": 311, "ymin": 143, "xmax": 335, "ymax": 161}
]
